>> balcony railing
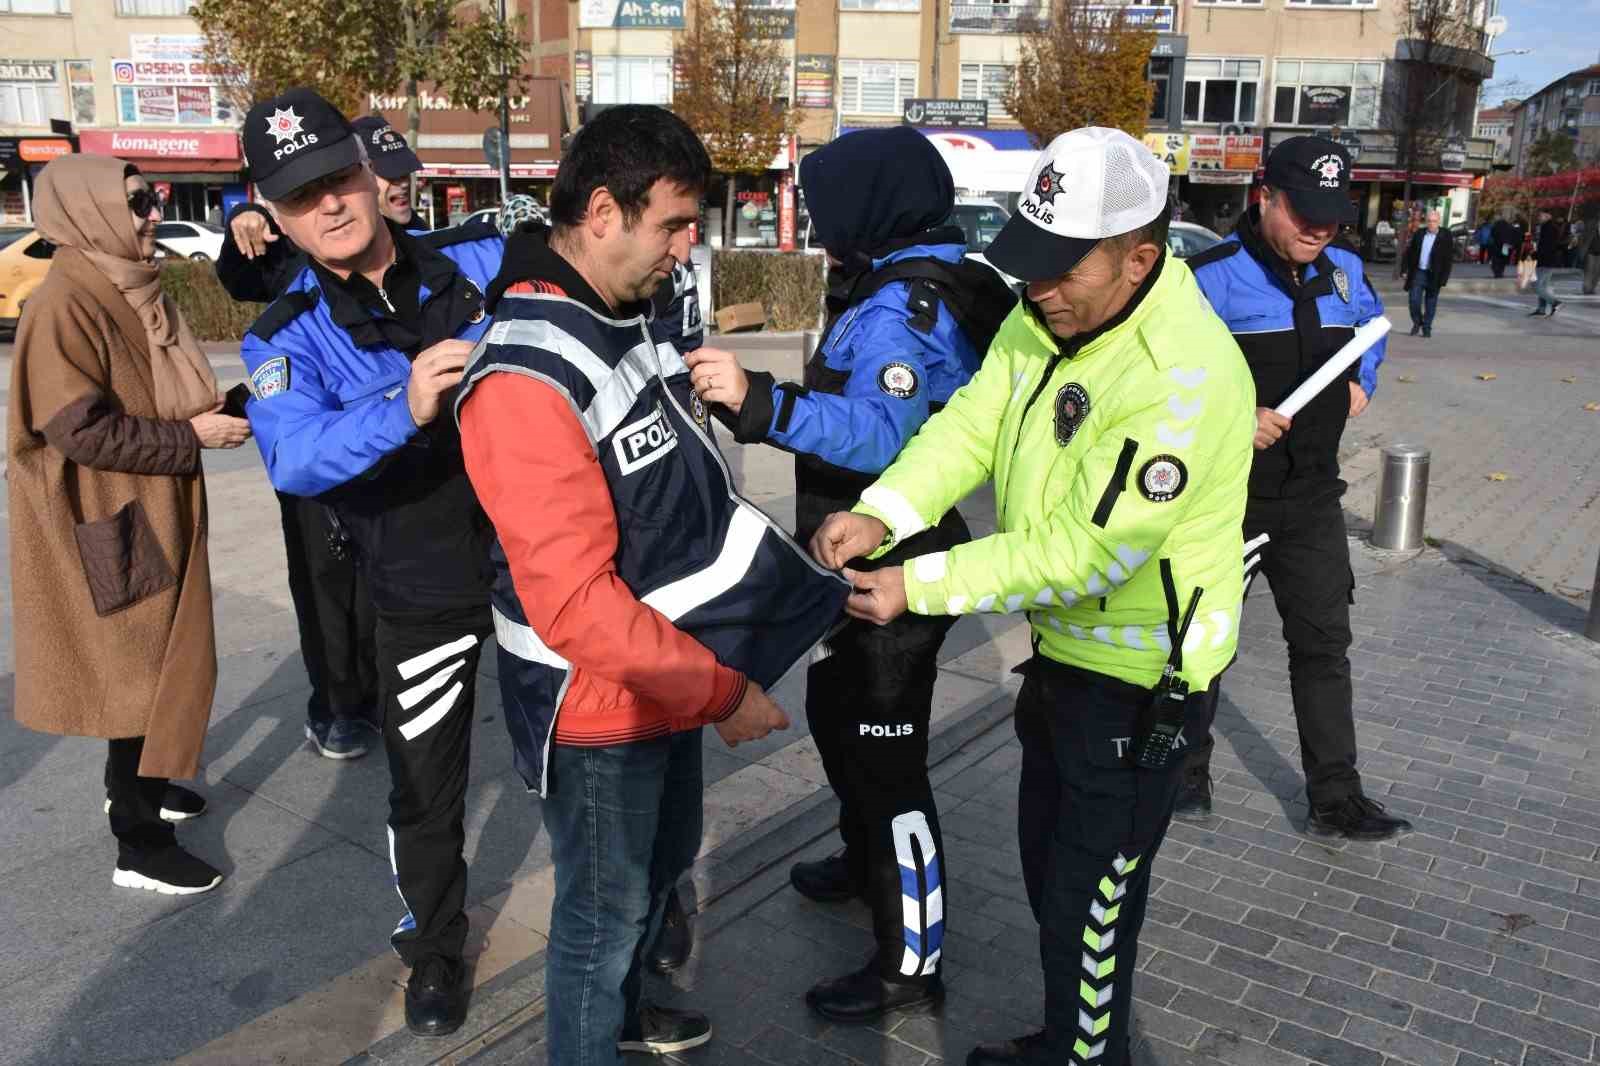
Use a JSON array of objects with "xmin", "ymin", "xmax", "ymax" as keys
[{"xmin": 950, "ymin": 1, "xmax": 1049, "ymax": 34}]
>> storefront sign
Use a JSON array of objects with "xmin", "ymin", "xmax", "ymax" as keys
[
  {"xmin": 0, "ymin": 59, "xmax": 56, "ymax": 82},
  {"xmin": 129, "ymin": 34, "xmax": 208, "ymax": 62},
  {"xmin": 1142, "ymin": 132, "xmax": 1189, "ymax": 176},
  {"xmin": 80, "ymin": 130, "xmax": 242, "ymax": 160},
  {"xmin": 1187, "ymin": 170, "xmax": 1253, "ymax": 185},
  {"xmin": 1150, "ymin": 34, "xmax": 1187, "ymax": 58},
  {"xmin": 574, "ymin": 51, "xmax": 592, "ymax": 104},
  {"xmin": 796, "ymin": 55, "xmax": 835, "ymax": 109},
  {"xmin": 1189, "ymin": 133, "xmax": 1225, "ymax": 173},
  {"xmin": 113, "ymin": 58, "xmax": 231, "ymax": 87},
  {"xmin": 0, "ymin": 137, "xmax": 74, "ymax": 168},
  {"xmin": 1351, "ymin": 169, "xmax": 1476, "ymax": 188},
  {"xmin": 748, "ymin": 9, "xmax": 796, "ymax": 38},
  {"xmin": 1439, "ymin": 136, "xmax": 1467, "ymax": 171},
  {"xmin": 902, "ymin": 98, "xmax": 988, "ymax": 129},
  {"xmin": 1086, "ymin": 4, "xmax": 1174, "ymax": 32},
  {"xmin": 578, "ymin": 0, "xmax": 685, "ymax": 28},
  {"xmin": 1299, "ymin": 85, "xmax": 1351, "ymax": 127},
  {"xmin": 66, "ymin": 60, "xmax": 95, "ymax": 127},
  {"xmin": 1223, "ymin": 134, "xmax": 1263, "ymax": 171},
  {"xmin": 778, "ymin": 172, "xmax": 796, "ymax": 252}
]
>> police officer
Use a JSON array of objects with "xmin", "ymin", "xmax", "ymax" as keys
[
  {"xmin": 690, "ymin": 126, "xmax": 1015, "ymax": 1023},
  {"xmin": 811, "ymin": 127, "xmax": 1256, "ymax": 1066},
  {"xmin": 235, "ymin": 88, "xmax": 502, "ymax": 1037},
  {"xmin": 1178, "ymin": 136, "xmax": 1411, "ymax": 841},
  {"xmin": 214, "ymin": 117, "xmax": 431, "ymax": 761}
]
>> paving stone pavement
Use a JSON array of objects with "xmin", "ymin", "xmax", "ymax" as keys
[{"xmin": 449, "ymin": 539, "xmax": 1600, "ymax": 1066}]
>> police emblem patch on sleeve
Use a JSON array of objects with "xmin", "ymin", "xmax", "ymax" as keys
[
  {"xmin": 1139, "ymin": 454, "xmax": 1188, "ymax": 502},
  {"xmin": 250, "ymin": 356, "xmax": 290, "ymax": 399},
  {"xmin": 1054, "ymin": 383, "xmax": 1090, "ymax": 446},
  {"xmin": 1332, "ymin": 267, "xmax": 1351, "ymax": 304},
  {"xmin": 878, "ymin": 362, "xmax": 919, "ymax": 399}
]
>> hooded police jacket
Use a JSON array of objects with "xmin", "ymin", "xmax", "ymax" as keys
[{"xmin": 854, "ymin": 254, "xmax": 1256, "ymax": 692}]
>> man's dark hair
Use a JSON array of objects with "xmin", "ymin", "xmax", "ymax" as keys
[
  {"xmin": 550, "ymin": 105, "xmax": 711, "ymax": 230},
  {"xmin": 1105, "ymin": 202, "xmax": 1172, "ymax": 258}
]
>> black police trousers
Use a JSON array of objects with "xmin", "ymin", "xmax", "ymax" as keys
[
  {"xmin": 1016, "ymin": 657, "xmax": 1199, "ymax": 1066},
  {"xmin": 376, "ymin": 605, "xmax": 492, "ymax": 966},
  {"xmin": 806, "ymin": 613, "xmax": 955, "ymax": 981},
  {"xmin": 1183, "ymin": 486, "xmax": 1362, "ymax": 807},
  {"xmin": 278, "ymin": 492, "xmax": 378, "ymax": 728}
]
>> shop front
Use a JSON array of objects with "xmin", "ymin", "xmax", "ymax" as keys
[
  {"xmin": 0, "ymin": 135, "xmax": 75, "ymax": 225},
  {"xmin": 1141, "ymin": 131, "xmax": 1264, "ymax": 234},
  {"xmin": 78, "ymin": 130, "xmax": 245, "ymax": 224},
  {"xmin": 707, "ymin": 135, "xmax": 799, "ymax": 249},
  {"xmin": 366, "ymin": 76, "xmax": 568, "ymax": 228}
]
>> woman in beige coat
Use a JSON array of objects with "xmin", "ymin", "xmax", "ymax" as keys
[{"xmin": 7, "ymin": 155, "xmax": 251, "ymax": 894}]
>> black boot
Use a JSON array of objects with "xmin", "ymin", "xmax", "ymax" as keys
[
  {"xmin": 646, "ymin": 886, "xmax": 692, "ymax": 975},
  {"xmin": 404, "ymin": 954, "xmax": 467, "ymax": 1037},
  {"xmin": 804, "ymin": 964, "xmax": 944, "ymax": 1024},
  {"xmin": 966, "ymin": 1031, "xmax": 1054, "ymax": 1064},
  {"xmin": 1307, "ymin": 792, "xmax": 1412, "ymax": 841},
  {"xmin": 790, "ymin": 852, "xmax": 858, "ymax": 902},
  {"xmin": 1172, "ymin": 767, "xmax": 1213, "ymax": 822}
]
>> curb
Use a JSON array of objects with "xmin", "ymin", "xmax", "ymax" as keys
[{"xmin": 348, "ymin": 684, "xmax": 1021, "ymax": 1066}]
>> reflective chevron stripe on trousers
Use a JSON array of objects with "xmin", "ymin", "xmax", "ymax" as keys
[
  {"xmin": 1015, "ymin": 656, "xmax": 1206, "ymax": 1065},
  {"xmin": 376, "ymin": 606, "xmax": 493, "ymax": 966}
]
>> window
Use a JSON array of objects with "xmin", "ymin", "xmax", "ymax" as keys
[
  {"xmin": 1588, "ymin": 80, "xmax": 1600, "ymax": 96},
  {"xmin": 1272, "ymin": 59, "xmax": 1383, "ymax": 128},
  {"xmin": 959, "ymin": 62, "xmax": 1013, "ymax": 119},
  {"xmin": 1183, "ymin": 59, "xmax": 1260, "ymax": 125},
  {"xmin": 838, "ymin": 59, "xmax": 917, "ymax": 115},
  {"xmin": 0, "ymin": 81, "xmax": 66, "ymax": 126},
  {"xmin": 841, "ymin": 0, "xmax": 919, "ymax": 9},
  {"xmin": 1148, "ymin": 57, "xmax": 1172, "ymax": 122},
  {"xmin": 1194, "ymin": 0, "xmax": 1263, "ymax": 5},
  {"xmin": 1285, "ymin": 0, "xmax": 1377, "ymax": 7},
  {"xmin": 0, "ymin": 0, "xmax": 71, "ymax": 11},
  {"xmin": 592, "ymin": 56, "xmax": 673, "ymax": 105},
  {"xmin": 114, "ymin": 0, "xmax": 193, "ymax": 12}
]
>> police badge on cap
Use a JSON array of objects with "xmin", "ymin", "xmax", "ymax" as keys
[
  {"xmin": 243, "ymin": 88, "xmax": 361, "ymax": 201},
  {"xmin": 350, "ymin": 115, "xmax": 423, "ymax": 181}
]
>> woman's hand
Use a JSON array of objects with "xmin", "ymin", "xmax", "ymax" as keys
[{"xmin": 190, "ymin": 404, "xmax": 252, "ymax": 449}]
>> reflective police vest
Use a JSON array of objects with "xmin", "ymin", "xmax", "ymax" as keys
[{"xmin": 456, "ymin": 294, "xmax": 850, "ymax": 794}]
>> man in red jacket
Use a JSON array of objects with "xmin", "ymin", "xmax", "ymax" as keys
[{"xmin": 457, "ymin": 106, "xmax": 840, "ymax": 1064}]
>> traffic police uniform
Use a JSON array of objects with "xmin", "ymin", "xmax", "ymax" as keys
[
  {"xmin": 233, "ymin": 91, "xmax": 504, "ymax": 1017},
  {"xmin": 1181, "ymin": 137, "xmax": 1409, "ymax": 839},
  {"xmin": 852, "ymin": 129, "xmax": 1255, "ymax": 1066},
  {"xmin": 721, "ymin": 128, "xmax": 1016, "ymax": 1019}
]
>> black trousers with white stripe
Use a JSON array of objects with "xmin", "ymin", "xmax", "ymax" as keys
[
  {"xmin": 376, "ymin": 606, "xmax": 492, "ymax": 966},
  {"xmin": 1183, "ymin": 485, "xmax": 1362, "ymax": 807}
]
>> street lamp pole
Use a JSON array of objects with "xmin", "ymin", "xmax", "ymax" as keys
[{"xmin": 498, "ymin": 0, "xmax": 513, "ymax": 203}]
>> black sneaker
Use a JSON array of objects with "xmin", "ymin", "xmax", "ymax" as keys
[
  {"xmin": 1528, "ymin": 308, "xmax": 1547, "ymax": 317},
  {"xmin": 405, "ymin": 954, "xmax": 467, "ymax": 1037},
  {"xmin": 646, "ymin": 886, "xmax": 692, "ymax": 975},
  {"xmin": 1172, "ymin": 770, "xmax": 1213, "ymax": 822},
  {"xmin": 305, "ymin": 718, "xmax": 371, "ymax": 760},
  {"xmin": 790, "ymin": 853, "xmax": 858, "ymax": 903},
  {"xmin": 113, "ymin": 845, "xmax": 222, "ymax": 895},
  {"xmin": 104, "ymin": 784, "xmax": 207, "ymax": 822},
  {"xmin": 1409, "ymin": 323, "xmax": 1422, "ymax": 336},
  {"xmin": 617, "ymin": 1002, "xmax": 712, "ymax": 1054},
  {"xmin": 1550, "ymin": 300, "xmax": 1563, "ymax": 317},
  {"xmin": 805, "ymin": 965, "xmax": 945, "ymax": 1024},
  {"xmin": 967, "ymin": 1029, "xmax": 1054, "ymax": 1064},
  {"xmin": 1307, "ymin": 792, "xmax": 1413, "ymax": 841},
  {"xmin": 1421, "ymin": 328, "xmax": 1432, "ymax": 338}
]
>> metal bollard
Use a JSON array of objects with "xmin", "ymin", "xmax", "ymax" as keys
[
  {"xmin": 802, "ymin": 329, "xmax": 822, "ymax": 366},
  {"xmin": 1371, "ymin": 443, "xmax": 1430, "ymax": 551},
  {"xmin": 1586, "ymin": 547, "xmax": 1600, "ymax": 643}
]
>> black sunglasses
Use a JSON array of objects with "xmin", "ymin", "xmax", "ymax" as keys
[{"xmin": 128, "ymin": 188, "xmax": 163, "ymax": 218}]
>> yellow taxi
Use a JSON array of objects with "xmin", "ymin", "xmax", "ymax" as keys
[{"xmin": 1, "ymin": 227, "xmax": 56, "ymax": 335}]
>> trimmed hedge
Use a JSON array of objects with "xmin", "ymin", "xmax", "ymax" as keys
[
  {"xmin": 161, "ymin": 259, "xmax": 263, "ymax": 342},
  {"xmin": 711, "ymin": 251, "xmax": 825, "ymax": 332},
  {"xmin": 158, "ymin": 249, "xmax": 830, "ymax": 342}
]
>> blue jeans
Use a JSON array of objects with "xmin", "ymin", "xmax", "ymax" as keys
[
  {"xmin": 1408, "ymin": 272, "xmax": 1437, "ymax": 331},
  {"xmin": 544, "ymin": 728, "xmax": 704, "ymax": 1066},
  {"xmin": 1536, "ymin": 267, "xmax": 1561, "ymax": 311}
]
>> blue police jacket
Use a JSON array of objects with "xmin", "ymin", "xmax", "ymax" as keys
[{"xmin": 1188, "ymin": 208, "xmax": 1385, "ymax": 497}]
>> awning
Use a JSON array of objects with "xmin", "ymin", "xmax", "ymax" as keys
[
  {"xmin": 418, "ymin": 162, "xmax": 560, "ymax": 180},
  {"xmin": 138, "ymin": 160, "xmax": 242, "ymax": 174}
]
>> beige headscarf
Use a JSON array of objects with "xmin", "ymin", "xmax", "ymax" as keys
[{"xmin": 32, "ymin": 154, "xmax": 219, "ymax": 420}]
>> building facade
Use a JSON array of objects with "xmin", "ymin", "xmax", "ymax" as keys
[
  {"xmin": 1506, "ymin": 63, "xmax": 1600, "ymax": 177},
  {"xmin": 1475, "ymin": 100, "xmax": 1516, "ymax": 169}
]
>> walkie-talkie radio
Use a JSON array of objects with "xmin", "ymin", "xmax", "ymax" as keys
[{"xmin": 1132, "ymin": 586, "xmax": 1203, "ymax": 771}]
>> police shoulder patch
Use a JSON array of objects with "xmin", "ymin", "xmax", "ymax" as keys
[
  {"xmin": 1054, "ymin": 382, "xmax": 1091, "ymax": 446},
  {"xmin": 878, "ymin": 361, "xmax": 919, "ymax": 399},
  {"xmin": 1331, "ymin": 267, "xmax": 1351, "ymax": 304},
  {"xmin": 1139, "ymin": 454, "xmax": 1188, "ymax": 503},
  {"xmin": 250, "ymin": 355, "xmax": 291, "ymax": 399}
]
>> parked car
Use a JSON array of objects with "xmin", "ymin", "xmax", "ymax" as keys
[
  {"xmin": 457, "ymin": 201, "xmax": 551, "ymax": 232},
  {"xmin": 1370, "ymin": 221, "xmax": 1398, "ymax": 262},
  {"xmin": 152, "ymin": 219, "xmax": 225, "ymax": 262},
  {"xmin": 0, "ymin": 227, "xmax": 55, "ymax": 336},
  {"xmin": 1167, "ymin": 221, "xmax": 1223, "ymax": 259},
  {"xmin": 946, "ymin": 197, "xmax": 1010, "ymax": 251}
]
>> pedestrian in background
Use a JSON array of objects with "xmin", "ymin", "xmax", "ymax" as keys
[
  {"xmin": 1403, "ymin": 209, "xmax": 1453, "ymax": 338},
  {"xmin": 1489, "ymin": 214, "xmax": 1520, "ymax": 279},
  {"xmin": 7, "ymin": 154, "xmax": 250, "ymax": 896},
  {"xmin": 1530, "ymin": 209, "xmax": 1565, "ymax": 317}
]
